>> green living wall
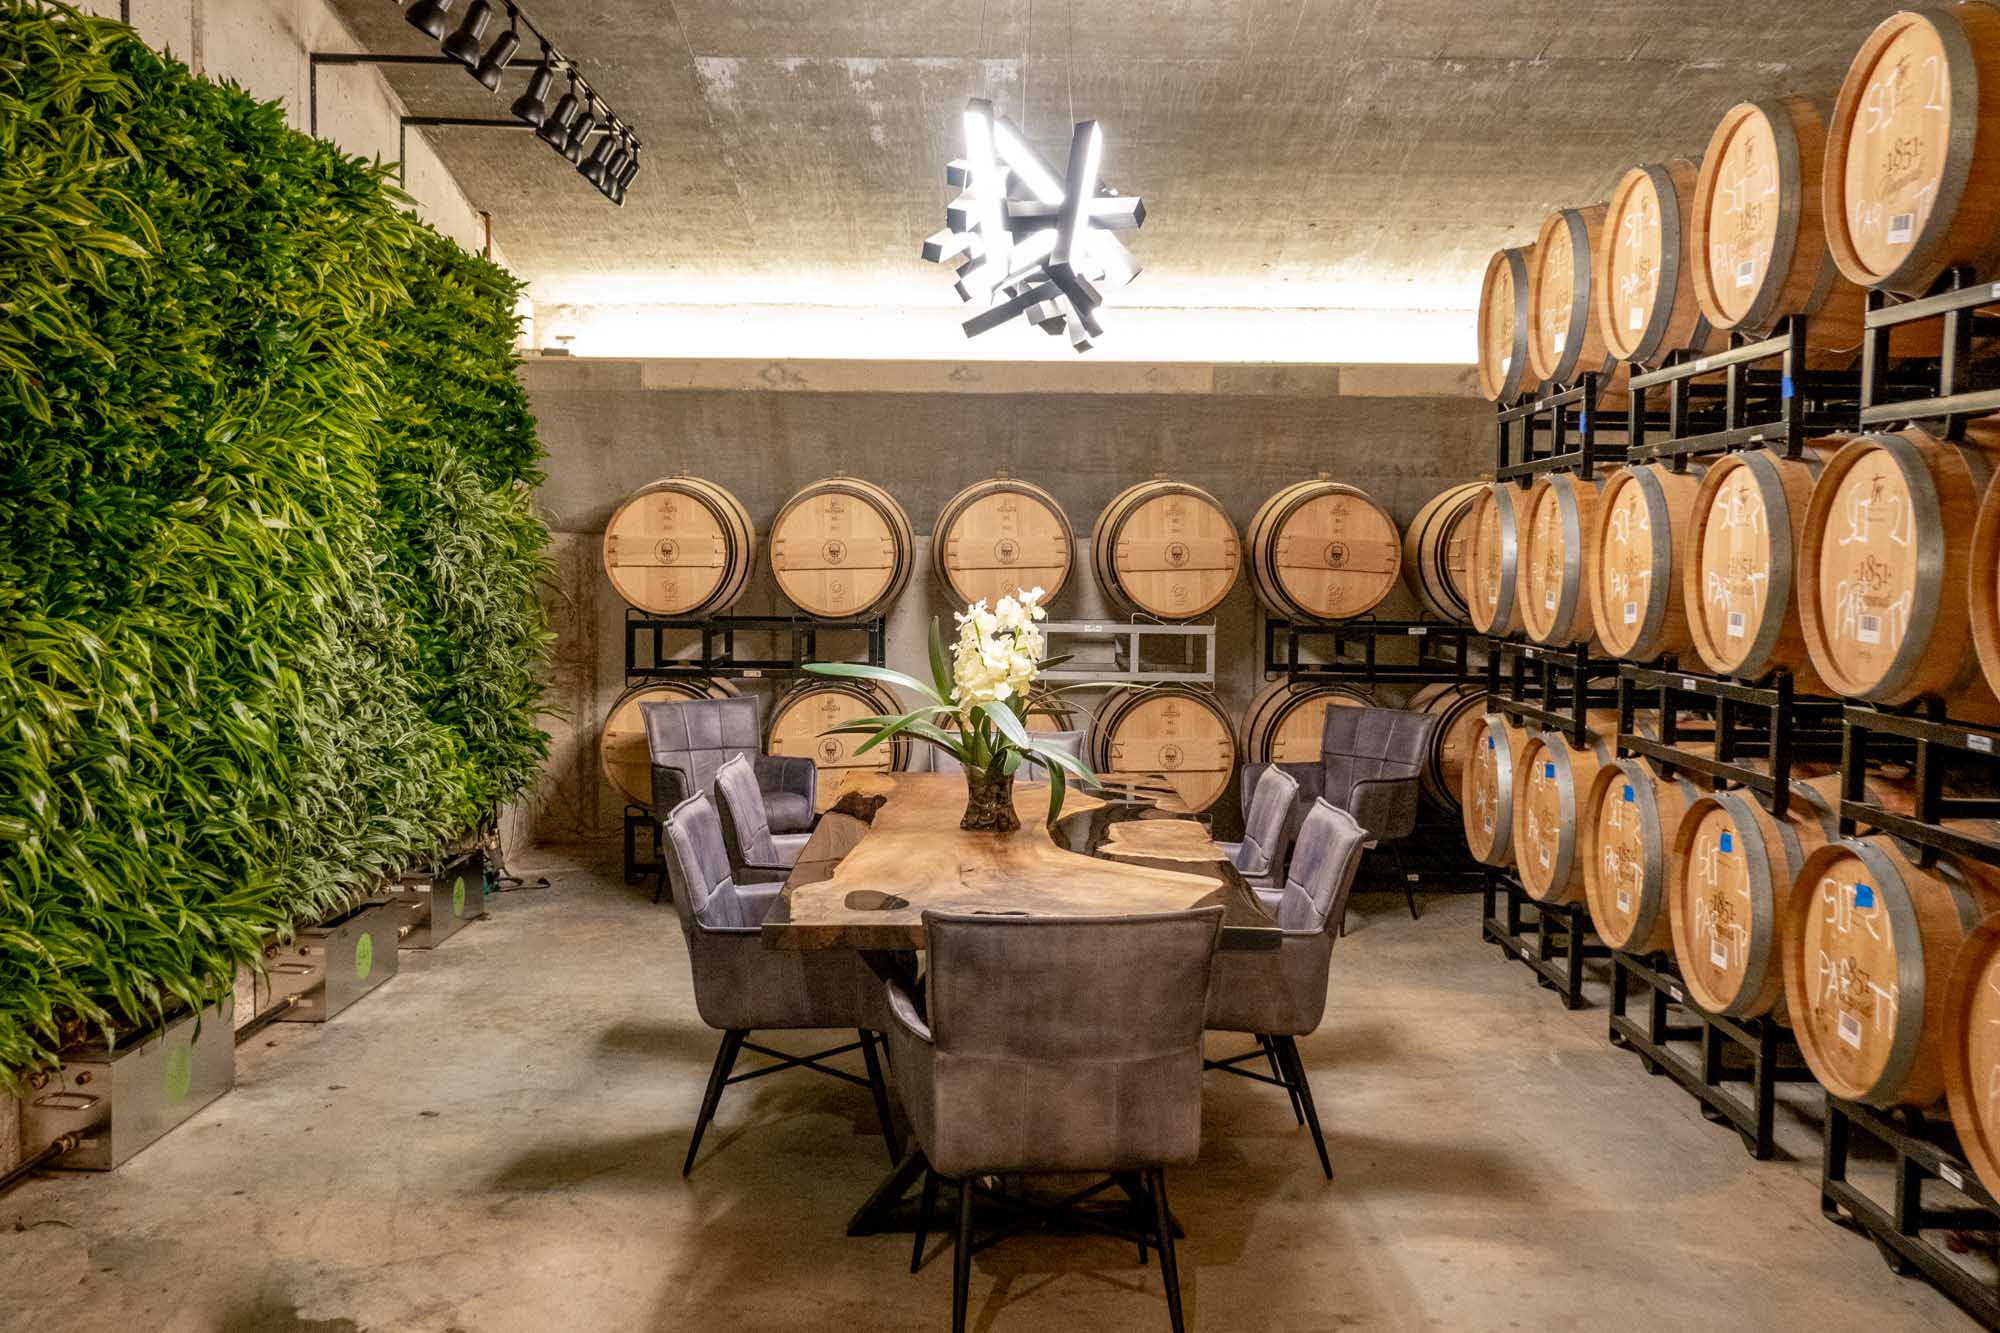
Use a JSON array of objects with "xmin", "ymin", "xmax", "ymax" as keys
[{"xmin": 0, "ymin": 4, "xmax": 552, "ymax": 1077}]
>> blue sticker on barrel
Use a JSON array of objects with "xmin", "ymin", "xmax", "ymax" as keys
[
  {"xmin": 1720, "ymin": 831, "xmax": 1733, "ymax": 853},
  {"xmin": 1623, "ymin": 784, "xmax": 1634, "ymax": 802},
  {"xmin": 1544, "ymin": 762, "xmax": 1555, "ymax": 779},
  {"xmin": 1781, "ymin": 373, "xmax": 1795, "ymax": 400},
  {"xmin": 1855, "ymin": 882, "xmax": 1875, "ymax": 910}
]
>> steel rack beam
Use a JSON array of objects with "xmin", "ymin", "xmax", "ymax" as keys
[
  {"xmin": 1860, "ymin": 267, "xmax": 2000, "ymax": 437},
  {"xmin": 1262, "ymin": 618, "xmax": 1475, "ymax": 686},
  {"xmin": 1480, "ymin": 870, "xmax": 1604, "ymax": 1010},
  {"xmin": 625, "ymin": 611, "xmax": 886, "ymax": 682},
  {"xmin": 1839, "ymin": 704, "xmax": 2000, "ymax": 869},
  {"xmin": 1614, "ymin": 665, "xmax": 1843, "ymax": 818},
  {"xmin": 1493, "ymin": 373, "xmax": 1631, "ymax": 483}
]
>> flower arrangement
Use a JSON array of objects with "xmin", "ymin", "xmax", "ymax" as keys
[{"xmin": 805, "ymin": 587, "xmax": 1095, "ymax": 831}]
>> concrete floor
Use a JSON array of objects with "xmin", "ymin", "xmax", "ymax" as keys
[{"xmin": 0, "ymin": 849, "xmax": 1971, "ymax": 1332}]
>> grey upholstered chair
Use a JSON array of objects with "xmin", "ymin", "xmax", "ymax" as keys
[
  {"xmin": 713, "ymin": 753, "xmax": 812, "ymax": 877},
  {"xmin": 661, "ymin": 794, "xmax": 896, "ymax": 1175},
  {"xmin": 645, "ymin": 695, "xmax": 816, "ymax": 902},
  {"xmin": 1217, "ymin": 764, "xmax": 1299, "ymax": 897},
  {"xmin": 886, "ymin": 908, "xmax": 1224, "ymax": 1333},
  {"xmin": 1206, "ymin": 798, "xmax": 1369, "ymax": 1179}
]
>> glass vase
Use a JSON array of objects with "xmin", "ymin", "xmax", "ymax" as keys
[{"xmin": 960, "ymin": 764, "xmax": 1021, "ymax": 833}]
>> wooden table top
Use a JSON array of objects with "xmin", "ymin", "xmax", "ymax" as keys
[
  {"xmin": 1100, "ymin": 818, "xmax": 1231, "ymax": 863},
  {"xmin": 763, "ymin": 772, "xmax": 1276, "ymax": 952}
]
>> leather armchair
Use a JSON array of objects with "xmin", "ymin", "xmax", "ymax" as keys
[
  {"xmin": 1320, "ymin": 706, "xmax": 1436, "ymax": 921},
  {"xmin": 660, "ymin": 794, "xmax": 895, "ymax": 1175},
  {"xmin": 713, "ymin": 753, "xmax": 812, "ymax": 877},
  {"xmin": 1205, "ymin": 798, "xmax": 1369, "ymax": 1180},
  {"xmin": 1216, "ymin": 764, "xmax": 1299, "ymax": 896},
  {"xmin": 885, "ymin": 908, "xmax": 1223, "ymax": 1333},
  {"xmin": 643, "ymin": 695, "xmax": 817, "ymax": 836}
]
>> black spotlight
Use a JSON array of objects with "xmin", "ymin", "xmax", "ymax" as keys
[
  {"xmin": 473, "ymin": 26, "xmax": 520, "ymax": 91},
  {"xmin": 442, "ymin": 0, "xmax": 492, "ymax": 67},
  {"xmin": 563, "ymin": 110, "xmax": 595, "ymax": 163},
  {"xmin": 535, "ymin": 87, "xmax": 578, "ymax": 149},
  {"xmin": 509, "ymin": 54, "xmax": 553, "ymax": 123},
  {"xmin": 404, "ymin": 0, "xmax": 455, "ymax": 39},
  {"xmin": 611, "ymin": 151, "xmax": 639, "ymax": 204},
  {"xmin": 579, "ymin": 134, "xmax": 617, "ymax": 187}
]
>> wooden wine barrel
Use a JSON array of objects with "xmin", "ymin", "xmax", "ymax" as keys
[
  {"xmin": 1799, "ymin": 425, "xmax": 2000, "ymax": 715},
  {"xmin": 598, "ymin": 678, "xmax": 741, "ymax": 807},
  {"xmin": 1511, "ymin": 724, "xmax": 1613, "ymax": 906},
  {"xmin": 1462, "ymin": 713, "xmax": 1532, "ymax": 867},
  {"xmin": 1942, "ymin": 912, "xmax": 2000, "ymax": 1198},
  {"xmin": 601, "ymin": 476, "xmax": 756, "ymax": 616},
  {"xmin": 1093, "ymin": 479, "xmax": 1241, "ymax": 620},
  {"xmin": 933, "ymin": 474, "xmax": 1075, "ymax": 608},
  {"xmin": 1582, "ymin": 758, "xmax": 1701, "ymax": 956},
  {"xmin": 1092, "ymin": 686, "xmax": 1237, "ymax": 814},
  {"xmin": 1692, "ymin": 96, "xmax": 1867, "ymax": 350},
  {"xmin": 1825, "ymin": 2, "xmax": 2000, "ymax": 296},
  {"xmin": 1965, "ymin": 465, "xmax": 2000, "ymax": 702},
  {"xmin": 1409, "ymin": 683, "xmax": 1488, "ymax": 813},
  {"xmin": 1589, "ymin": 463, "xmax": 1705, "ymax": 662},
  {"xmin": 1669, "ymin": 778, "xmax": 1843, "ymax": 1021},
  {"xmin": 1246, "ymin": 478, "xmax": 1402, "ymax": 623},
  {"xmin": 1238, "ymin": 679, "xmax": 1372, "ymax": 765},
  {"xmin": 1478, "ymin": 244, "xmax": 1538, "ymax": 401},
  {"xmin": 1467, "ymin": 482, "xmax": 1528, "ymax": 636},
  {"xmin": 1596, "ymin": 159, "xmax": 1719, "ymax": 366},
  {"xmin": 769, "ymin": 476, "xmax": 915, "ymax": 620},
  {"xmin": 1518, "ymin": 473, "xmax": 1605, "ymax": 646},
  {"xmin": 1403, "ymin": 482, "xmax": 1484, "ymax": 623},
  {"xmin": 1683, "ymin": 443, "xmax": 1838, "ymax": 690},
  {"xmin": 1526, "ymin": 205, "xmax": 1626, "ymax": 399},
  {"xmin": 1786, "ymin": 835, "xmax": 2000, "ymax": 1107},
  {"xmin": 767, "ymin": 679, "xmax": 910, "ymax": 811}
]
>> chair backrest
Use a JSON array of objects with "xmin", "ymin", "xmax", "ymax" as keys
[
  {"xmin": 713, "ymin": 753, "xmax": 779, "ymax": 866},
  {"xmin": 662, "ymin": 794, "xmax": 760, "ymax": 932},
  {"xmin": 1234, "ymin": 764, "xmax": 1300, "ymax": 876},
  {"xmin": 643, "ymin": 696, "xmax": 763, "ymax": 808},
  {"xmin": 1020, "ymin": 729, "xmax": 1086, "ymax": 781},
  {"xmin": 1277, "ymin": 799, "xmax": 1370, "ymax": 933},
  {"xmin": 920, "ymin": 907, "xmax": 1223, "ymax": 1174},
  {"xmin": 1320, "ymin": 706, "xmax": 1436, "ymax": 831}
]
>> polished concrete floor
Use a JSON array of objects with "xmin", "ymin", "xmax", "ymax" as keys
[{"xmin": 0, "ymin": 847, "xmax": 1972, "ymax": 1332}]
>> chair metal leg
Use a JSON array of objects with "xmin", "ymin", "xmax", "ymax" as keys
[
  {"xmin": 1261, "ymin": 1034, "xmax": 1303, "ymax": 1125},
  {"xmin": 912, "ymin": 1169, "xmax": 939, "ymax": 1273},
  {"xmin": 1393, "ymin": 844, "xmax": 1420, "ymax": 920},
  {"xmin": 1148, "ymin": 1168, "xmax": 1187, "ymax": 1333},
  {"xmin": 952, "ymin": 1175, "xmax": 975, "ymax": 1333},
  {"xmin": 859, "ymin": 1029, "xmax": 902, "ymax": 1164},
  {"xmin": 1278, "ymin": 1035, "xmax": 1332, "ymax": 1181},
  {"xmin": 683, "ymin": 1028, "xmax": 747, "ymax": 1176},
  {"xmin": 652, "ymin": 866, "xmax": 669, "ymax": 904}
]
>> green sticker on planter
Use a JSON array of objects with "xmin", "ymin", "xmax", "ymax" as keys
[
  {"xmin": 452, "ymin": 875, "xmax": 467, "ymax": 918},
  {"xmin": 355, "ymin": 931, "xmax": 374, "ymax": 981},
  {"xmin": 163, "ymin": 1044, "xmax": 193, "ymax": 1104}
]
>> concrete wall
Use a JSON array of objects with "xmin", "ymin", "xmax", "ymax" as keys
[
  {"xmin": 78, "ymin": 0, "xmax": 500, "ymax": 259},
  {"xmin": 517, "ymin": 356, "xmax": 1491, "ymax": 852}
]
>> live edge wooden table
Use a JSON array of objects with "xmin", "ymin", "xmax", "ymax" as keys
[{"xmin": 761, "ymin": 771, "xmax": 1277, "ymax": 1235}]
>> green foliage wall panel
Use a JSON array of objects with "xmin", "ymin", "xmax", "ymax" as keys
[{"xmin": 0, "ymin": 4, "xmax": 552, "ymax": 1077}]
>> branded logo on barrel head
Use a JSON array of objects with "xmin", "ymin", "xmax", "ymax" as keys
[
  {"xmin": 995, "ymin": 538, "xmax": 1020, "ymax": 565},
  {"xmin": 656, "ymin": 538, "xmax": 680, "ymax": 562},
  {"xmin": 1323, "ymin": 541, "xmax": 1349, "ymax": 567},
  {"xmin": 818, "ymin": 737, "xmax": 844, "ymax": 763},
  {"xmin": 822, "ymin": 539, "xmax": 848, "ymax": 564},
  {"xmin": 1158, "ymin": 743, "xmax": 1185, "ymax": 769},
  {"xmin": 1165, "ymin": 541, "xmax": 1190, "ymax": 568}
]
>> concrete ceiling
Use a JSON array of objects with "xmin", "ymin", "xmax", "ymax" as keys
[{"xmin": 326, "ymin": 0, "xmax": 1909, "ymax": 359}]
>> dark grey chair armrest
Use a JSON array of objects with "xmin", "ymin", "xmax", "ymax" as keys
[
  {"xmin": 650, "ymin": 761, "xmax": 694, "ymax": 827},
  {"xmin": 755, "ymin": 753, "xmax": 818, "ymax": 804},
  {"xmin": 736, "ymin": 865, "xmax": 790, "ymax": 886},
  {"xmin": 886, "ymin": 979, "xmax": 931, "ymax": 1044},
  {"xmin": 1347, "ymin": 771, "xmax": 1420, "ymax": 841}
]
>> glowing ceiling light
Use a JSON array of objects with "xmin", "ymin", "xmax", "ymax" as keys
[{"xmin": 921, "ymin": 98, "xmax": 1145, "ymax": 353}]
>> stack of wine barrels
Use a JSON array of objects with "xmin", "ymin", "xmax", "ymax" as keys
[
  {"xmin": 601, "ymin": 477, "xmax": 757, "ymax": 617},
  {"xmin": 1526, "ymin": 204, "xmax": 1620, "ymax": 395},
  {"xmin": 766, "ymin": 678, "xmax": 910, "ymax": 810},
  {"xmin": 1403, "ymin": 482, "xmax": 1485, "ymax": 623},
  {"xmin": 1510, "ymin": 720, "xmax": 1615, "ymax": 906},
  {"xmin": 933, "ymin": 474, "xmax": 1075, "ymax": 608},
  {"xmin": 1093, "ymin": 479, "xmax": 1241, "ymax": 621},
  {"xmin": 1581, "ymin": 755, "xmax": 1701, "ymax": 956},
  {"xmin": 598, "ymin": 678, "xmax": 740, "ymax": 808},
  {"xmin": 1461, "ymin": 712, "xmax": 1532, "ymax": 867},
  {"xmin": 1245, "ymin": 478, "xmax": 1402, "ymax": 623},
  {"xmin": 1518, "ymin": 473, "xmax": 1603, "ymax": 646},
  {"xmin": 1596, "ymin": 159, "xmax": 1718, "ymax": 367},
  {"xmin": 1589, "ymin": 463, "xmax": 1704, "ymax": 662},
  {"xmin": 1478, "ymin": 245, "xmax": 1538, "ymax": 402},
  {"xmin": 769, "ymin": 475, "xmax": 916, "ymax": 620},
  {"xmin": 1408, "ymin": 683, "xmax": 1488, "ymax": 813},
  {"xmin": 1238, "ymin": 679, "xmax": 1371, "ymax": 765},
  {"xmin": 1466, "ymin": 482, "xmax": 1528, "ymax": 637},
  {"xmin": 1093, "ymin": 686, "xmax": 1237, "ymax": 813}
]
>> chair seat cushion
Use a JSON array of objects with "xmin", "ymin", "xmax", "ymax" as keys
[{"xmin": 766, "ymin": 791, "xmax": 813, "ymax": 833}]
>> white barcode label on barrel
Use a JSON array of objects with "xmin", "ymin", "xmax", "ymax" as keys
[
  {"xmin": 1970, "ymin": 734, "xmax": 1993, "ymax": 754},
  {"xmin": 1539, "ymin": 845, "xmax": 1551, "ymax": 867},
  {"xmin": 1552, "ymin": 332, "xmax": 1566, "ymax": 354},
  {"xmin": 1617, "ymin": 890, "xmax": 1631, "ymax": 912},
  {"xmin": 1727, "ymin": 610, "xmax": 1746, "ymax": 638},
  {"xmin": 1544, "ymin": 588, "xmax": 1557, "ymax": 611},
  {"xmin": 1629, "ymin": 306, "xmax": 1644, "ymax": 330},
  {"xmin": 1857, "ymin": 614, "xmax": 1881, "ymax": 645},
  {"xmin": 1623, "ymin": 600, "xmax": 1639, "ymax": 625},
  {"xmin": 1736, "ymin": 259, "xmax": 1757, "ymax": 288},
  {"xmin": 1887, "ymin": 213, "xmax": 1915, "ymax": 244},
  {"xmin": 1500, "ymin": 355, "xmax": 1511, "ymax": 376},
  {"xmin": 1838, "ymin": 1011, "xmax": 1862, "ymax": 1049},
  {"xmin": 1710, "ymin": 937, "xmax": 1729, "ymax": 968}
]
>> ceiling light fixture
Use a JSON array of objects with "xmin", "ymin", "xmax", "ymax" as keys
[
  {"xmin": 507, "ymin": 49, "xmax": 552, "ymax": 121},
  {"xmin": 535, "ymin": 82, "xmax": 578, "ymax": 149},
  {"xmin": 472, "ymin": 18, "xmax": 520, "ymax": 90},
  {"xmin": 440, "ymin": 0, "xmax": 491, "ymax": 66},
  {"xmin": 922, "ymin": 98, "xmax": 1145, "ymax": 353},
  {"xmin": 562, "ymin": 106, "xmax": 596, "ymax": 163},
  {"xmin": 404, "ymin": 0, "xmax": 454, "ymax": 38}
]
